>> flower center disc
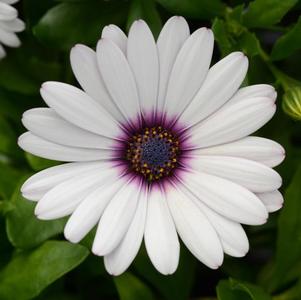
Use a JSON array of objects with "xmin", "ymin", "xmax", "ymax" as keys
[{"xmin": 125, "ymin": 126, "xmax": 180, "ymax": 182}]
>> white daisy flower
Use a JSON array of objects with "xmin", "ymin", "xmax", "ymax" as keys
[
  {"xmin": 18, "ymin": 16, "xmax": 285, "ymax": 276},
  {"xmin": 0, "ymin": 0, "xmax": 25, "ymax": 59}
]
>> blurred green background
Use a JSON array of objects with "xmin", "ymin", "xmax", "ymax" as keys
[{"xmin": 1, "ymin": 0, "xmax": 301, "ymax": 299}]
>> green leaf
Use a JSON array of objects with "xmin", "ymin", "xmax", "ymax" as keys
[
  {"xmin": 156, "ymin": 0, "xmax": 226, "ymax": 20},
  {"xmin": 0, "ymin": 217, "xmax": 13, "ymax": 269},
  {"xmin": 216, "ymin": 278, "xmax": 272, "ymax": 300},
  {"xmin": 114, "ymin": 272, "xmax": 154, "ymax": 300},
  {"xmin": 243, "ymin": 0, "xmax": 298, "ymax": 28},
  {"xmin": 134, "ymin": 245, "xmax": 196, "ymax": 300},
  {"xmin": 0, "ymin": 117, "xmax": 16, "ymax": 156},
  {"xmin": 6, "ymin": 178, "xmax": 66, "ymax": 249},
  {"xmin": 34, "ymin": 1, "xmax": 128, "ymax": 51},
  {"xmin": 212, "ymin": 19, "xmax": 261, "ymax": 57},
  {"xmin": 0, "ymin": 54, "xmax": 38, "ymax": 95},
  {"xmin": 127, "ymin": 0, "xmax": 162, "ymax": 38},
  {"xmin": 0, "ymin": 241, "xmax": 89, "ymax": 300},
  {"xmin": 0, "ymin": 89, "xmax": 41, "ymax": 122},
  {"xmin": 271, "ymin": 16, "xmax": 301, "ymax": 61},
  {"xmin": 0, "ymin": 38, "xmax": 63, "ymax": 95},
  {"xmin": 23, "ymin": 0, "xmax": 55, "ymax": 28},
  {"xmin": 0, "ymin": 164, "xmax": 25, "ymax": 200},
  {"xmin": 235, "ymin": 31, "xmax": 261, "ymax": 57},
  {"xmin": 266, "ymin": 166, "xmax": 301, "ymax": 290},
  {"xmin": 25, "ymin": 153, "xmax": 60, "ymax": 171},
  {"xmin": 273, "ymin": 278, "xmax": 301, "ymax": 300},
  {"xmin": 212, "ymin": 18, "xmax": 233, "ymax": 56}
]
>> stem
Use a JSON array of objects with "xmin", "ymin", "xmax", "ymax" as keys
[{"xmin": 258, "ymin": 48, "xmax": 301, "ymax": 91}]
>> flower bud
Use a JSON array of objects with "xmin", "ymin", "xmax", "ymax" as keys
[{"xmin": 283, "ymin": 87, "xmax": 301, "ymax": 120}]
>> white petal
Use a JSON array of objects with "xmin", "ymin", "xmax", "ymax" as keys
[
  {"xmin": 64, "ymin": 177, "xmax": 126, "ymax": 243},
  {"xmin": 0, "ymin": 27, "xmax": 20, "ymax": 47},
  {"xmin": 190, "ymin": 136, "xmax": 285, "ymax": 167},
  {"xmin": 0, "ymin": 18, "xmax": 25, "ymax": 32},
  {"xmin": 70, "ymin": 45, "xmax": 123, "ymax": 121},
  {"xmin": 92, "ymin": 179, "xmax": 140, "ymax": 256},
  {"xmin": 157, "ymin": 16, "xmax": 190, "ymax": 112},
  {"xmin": 179, "ymin": 184, "xmax": 249, "ymax": 257},
  {"xmin": 104, "ymin": 186, "xmax": 148, "ymax": 275},
  {"xmin": 257, "ymin": 190, "xmax": 284, "ymax": 212},
  {"xmin": 188, "ymin": 96, "xmax": 276, "ymax": 148},
  {"xmin": 97, "ymin": 39, "xmax": 140, "ymax": 124},
  {"xmin": 189, "ymin": 156, "xmax": 282, "ymax": 193},
  {"xmin": 184, "ymin": 188, "xmax": 249, "ymax": 257},
  {"xmin": 21, "ymin": 161, "xmax": 107, "ymax": 201},
  {"xmin": 101, "ymin": 24, "xmax": 127, "ymax": 54},
  {"xmin": 40, "ymin": 82, "xmax": 121, "ymax": 138},
  {"xmin": 166, "ymin": 182, "xmax": 223, "ymax": 268},
  {"xmin": 0, "ymin": 44, "xmax": 6, "ymax": 59},
  {"xmin": 230, "ymin": 84, "xmax": 277, "ymax": 105},
  {"xmin": 180, "ymin": 52, "xmax": 248, "ymax": 127},
  {"xmin": 0, "ymin": 0, "xmax": 19, "ymax": 4},
  {"xmin": 22, "ymin": 108, "xmax": 115, "ymax": 150},
  {"xmin": 35, "ymin": 167, "xmax": 119, "ymax": 220},
  {"xmin": 0, "ymin": 2, "xmax": 17, "ymax": 21},
  {"xmin": 164, "ymin": 28, "xmax": 214, "ymax": 118},
  {"xmin": 18, "ymin": 132, "xmax": 113, "ymax": 162},
  {"xmin": 144, "ymin": 186, "xmax": 180, "ymax": 275},
  {"xmin": 181, "ymin": 171, "xmax": 268, "ymax": 225},
  {"xmin": 127, "ymin": 20, "xmax": 159, "ymax": 116}
]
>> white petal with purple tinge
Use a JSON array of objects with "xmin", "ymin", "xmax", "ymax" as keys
[
  {"xmin": 229, "ymin": 84, "xmax": 277, "ymax": 105},
  {"xmin": 257, "ymin": 190, "xmax": 284, "ymax": 212},
  {"xmin": 22, "ymin": 108, "xmax": 115, "ymax": 150},
  {"xmin": 164, "ymin": 28, "xmax": 214, "ymax": 118},
  {"xmin": 166, "ymin": 183, "xmax": 223, "ymax": 268},
  {"xmin": 145, "ymin": 187, "xmax": 180, "ymax": 275},
  {"xmin": 101, "ymin": 24, "xmax": 127, "ymax": 54},
  {"xmin": 35, "ymin": 167, "xmax": 119, "ymax": 220},
  {"xmin": 0, "ymin": 2, "xmax": 17, "ymax": 21},
  {"xmin": 97, "ymin": 39, "xmax": 141, "ymax": 124},
  {"xmin": 18, "ymin": 132, "xmax": 113, "ymax": 162},
  {"xmin": 189, "ymin": 156, "xmax": 282, "ymax": 193},
  {"xmin": 40, "ymin": 82, "xmax": 121, "ymax": 138},
  {"xmin": 188, "ymin": 97, "xmax": 276, "ymax": 148},
  {"xmin": 192, "ymin": 196, "xmax": 249, "ymax": 257},
  {"xmin": 190, "ymin": 136, "xmax": 285, "ymax": 167},
  {"xmin": 70, "ymin": 45, "xmax": 123, "ymax": 121},
  {"xmin": 64, "ymin": 177, "xmax": 126, "ymax": 243},
  {"xmin": 181, "ymin": 171, "xmax": 268, "ymax": 225},
  {"xmin": 21, "ymin": 161, "xmax": 109, "ymax": 201},
  {"xmin": 180, "ymin": 52, "xmax": 248, "ymax": 127},
  {"xmin": 0, "ymin": 27, "xmax": 20, "ymax": 47},
  {"xmin": 127, "ymin": 20, "xmax": 159, "ymax": 115},
  {"xmin": 157, "ymin": 16, "xmax": 190, "ymax": 112},
  {"xmin": 0, "ymin": 18, "xmax": 25, "ymax": 32},
  {"xmin": 92, "ymin": 179, "xmax": 141, "ymax": 256},
  {"xmin": 1, "ymin": 0, "xmax": 19, "ymax": 4},
  {"xmin": 104, "ymin": 187, "xmax": 148, "ymax": 275}
]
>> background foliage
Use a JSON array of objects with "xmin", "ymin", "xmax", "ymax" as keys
[{"xmin": 0, "ymin": 0, "xmax": 301, "ymax": 299}]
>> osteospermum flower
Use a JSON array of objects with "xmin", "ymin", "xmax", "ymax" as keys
[
  {"xmin": 18, "ymin": 16, "xmax": 285, "ymax": 275},
  {"xmin": 0, "ymin": 0, "xmax": 24, "ymax": 59}
]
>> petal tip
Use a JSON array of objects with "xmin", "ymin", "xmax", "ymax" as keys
[
  {"xmin": 64, "ymin": 229, "xmax": 80, "ymax": 244},
  {"xmin": 91, "ymin": 245, "xmax": 102, "ymax": 257},
  {"xmin": 35, "ymin": 213, "xmax": 48, "ymax": 220}
]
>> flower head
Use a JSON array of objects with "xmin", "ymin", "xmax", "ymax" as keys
[
  {"xmin": 0, "ymin": 0, "xmax": 25, "ymax": 59},
  {"xmin": 18, "ymin": 16, "xmax": 285, "ymax": 275}
]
